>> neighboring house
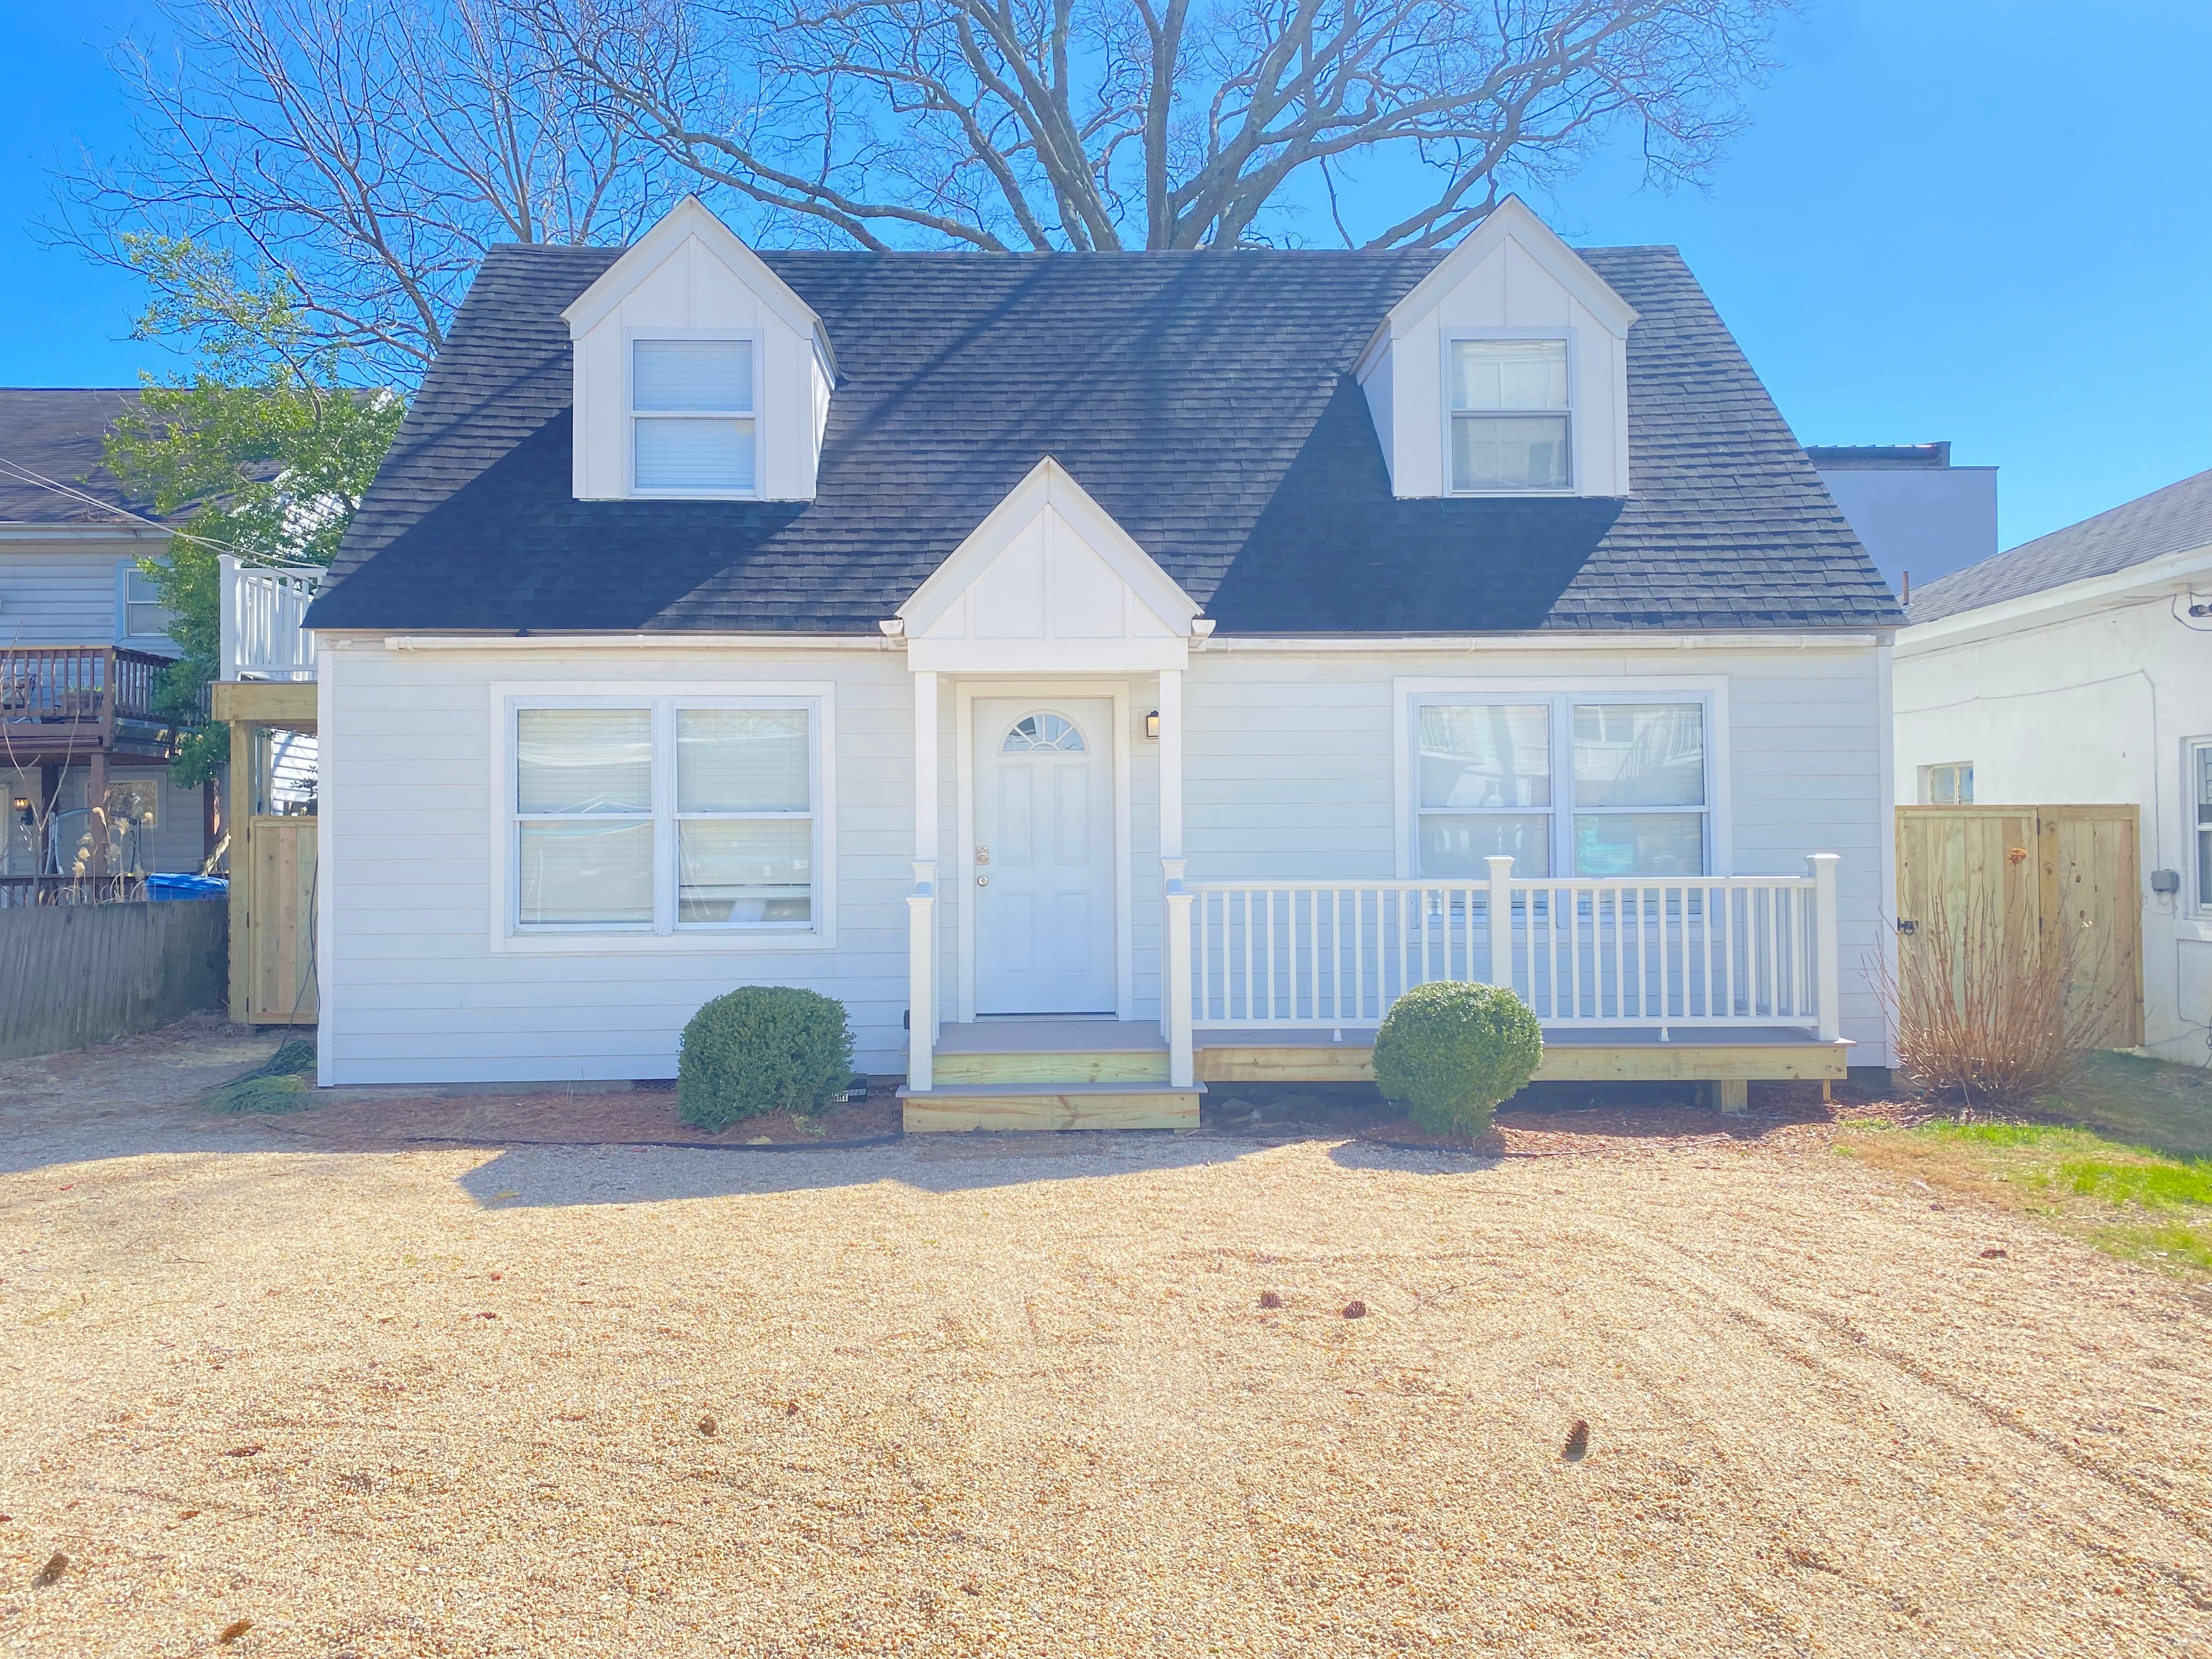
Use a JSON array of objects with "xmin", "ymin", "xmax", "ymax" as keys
[
  {"xmin": 1895, "ymin": 468, "xmax": 2212, "ymax": 1062},
  {"xmin": 0, "ymin": 388, "xmax": 214, "ymax": 887},
  {"xmin": 303, "ymin": 195, "xmax": 1904, "ymax": 1120},
  {"xmin": 1809, "ymin": 442, "xmax": 1997, "ymax": 601}
]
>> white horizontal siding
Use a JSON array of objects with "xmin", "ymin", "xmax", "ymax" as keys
[
  {"xmin": 323, "ymin": 643, "xmax": 917, "ymax": 1084},
  {"xmin": 323, "ymin": 636, "xmax": 1893, "ymax": 1085},
  {"xmin": 1182, "ymin": 645, "xmax": 1892, "ymax": 1062}
]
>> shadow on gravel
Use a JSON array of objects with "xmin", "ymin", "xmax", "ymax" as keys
[{"xmin": 449, "ymin": 1131, "xmax": 1300, "ymax": 1207}]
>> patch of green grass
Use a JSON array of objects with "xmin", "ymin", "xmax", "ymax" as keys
[
  {"xmin": 2030, "ymin": 1051, "xmax": 2212, "ymax": 1159},
  {"xmin": 1837, "ymin": 1115, "xmax": 2212, "ymax": 1278}
]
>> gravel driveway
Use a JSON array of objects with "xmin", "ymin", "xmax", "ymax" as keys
[{"xmin": 2, "ymin": 1023, "xmax": 2209, "ymax": 1656}]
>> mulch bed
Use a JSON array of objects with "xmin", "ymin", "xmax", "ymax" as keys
[
  {"xmin": 238, "ymin": 1066, "xmax": 1944, "ymax": 1158},
  {"xmin": 1203, "ymin": 1076, "xmax": 1935, "ymax": 1157},
  {"xmin": 255, "ymin": 1078, "xmax": 904, "ymax": 1151}
]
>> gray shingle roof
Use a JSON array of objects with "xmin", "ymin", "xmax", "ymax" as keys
[
  {"xmin": 310, "ymin": 245, "xmax": 1901, "ymax": 636},
  {"xmin": 1908, "ymin": 469, "xmax": 2212, "ymax": 624},
  {"xmin": 0, "ymin": 388, "xmax": 156, "ymax": 526}
]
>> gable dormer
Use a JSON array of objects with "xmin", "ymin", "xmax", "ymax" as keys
[
  {"xmin": 1356, "ymin": 197, "xmax": 1635, "ymax": 500},
  {"xmin": 898, "ymin": 458, "xmax": 1203, "ymax": 673},
  {"xmin": 562, "ymin": 197, "xmax": 833, "ymax": 502}
]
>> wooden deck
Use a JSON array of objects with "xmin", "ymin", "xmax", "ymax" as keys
[{"xmin": 902, "ymin": 1019, "xmax": 1849, "ymax": 1129}]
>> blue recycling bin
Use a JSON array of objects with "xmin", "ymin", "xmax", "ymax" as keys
[{"xmin": 147, "ymin": 873, "xmax": 229, "ymax": 901}]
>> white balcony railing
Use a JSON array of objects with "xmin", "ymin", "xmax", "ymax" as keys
[
  {"xmin": 1177, "ymin": 855, "xmax": 1841, "ymax": 1054},
  {"xmin": 218, "ymin": 555, "xmax": 320, "ymax": 682}
]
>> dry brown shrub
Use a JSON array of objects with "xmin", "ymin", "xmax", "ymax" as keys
[{"xmin": 1874, "ymin": 888, "xmax": 2119, "ymax": 1107}]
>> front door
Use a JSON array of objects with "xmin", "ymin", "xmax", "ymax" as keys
[{"xmin": 973, "ymin": 698, "xmax": 1116, "ymax": 1014}]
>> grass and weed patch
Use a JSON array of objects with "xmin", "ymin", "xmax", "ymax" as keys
[
  {"xmin": 1839, "ymin": 1116, "xmax": 2212, "ymax": 1276},
  {"xmin": 205, "ymin": 1039, "xmax": 319, "ymax": 1113}
]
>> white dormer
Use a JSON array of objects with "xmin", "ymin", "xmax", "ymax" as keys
[
  {"xmin": 562, "ymin": 197, "xmax": 834, "ymax": 502},
  {"xmin": 1356, "ymin": 196, "xmax": 1636, "ymax": 500}
]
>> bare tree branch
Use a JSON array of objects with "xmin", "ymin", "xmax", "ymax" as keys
[
  {"xmin": 555, "ymin": 0, "xmax": 1781, "ymax": 252},
  {"xmin": 50, "ymin": 0, "xmax": 681, "ymax": 377}
]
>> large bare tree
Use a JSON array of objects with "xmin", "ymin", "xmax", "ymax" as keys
[
  {"xmin": 549, "ymin": 0, "xmax": 1784, "ymax": 252},
  {"xmin": 58, "ymin": 0, "xmax": 680, "ymax": 373}
]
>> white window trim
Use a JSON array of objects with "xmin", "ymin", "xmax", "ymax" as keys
[
  {"xmin": 1919, "ymin": 761, "xmax": 1974, "ymax": 806},
  {"xmin": 1393, "ymin": 676, "xmax": 1731, "ymax": 880},
  {"xmin": 114, "ymin": 559, "xmax": 172, "ymax": 648},
  {"xmin": 1440, "ymin": 328, "xmax": 1576, "ymax": 497},
  {"xmin": 2188, "ymin": 737, "xmax": 2212, "ymax": 916},
  {"xmin": 624, "ymin": 328, "xmax": 764, "ymax": 500},
  {"xmin": 487, "ymin": 680, "xmax": 836, "ymax": 953}
]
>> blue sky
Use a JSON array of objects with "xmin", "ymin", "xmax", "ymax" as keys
[{"xmin": 0, "ymin": 0, "xmax": 2205, "ymax": 549}]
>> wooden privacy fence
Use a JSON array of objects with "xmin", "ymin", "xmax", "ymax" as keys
[
  {"xmin": 0, "ymin": 898, "xmax": 227, "ymax": 1061},
  {"xmin": 1895, "ymin": 805, "xmax": 2143, "ymax": 1049},
  {"xmin": 236, "ymin": 815, "xmax": 318, "ymax": 1024}
]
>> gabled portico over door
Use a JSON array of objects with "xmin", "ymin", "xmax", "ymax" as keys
[{"xmin": 893, "ymin": 457, "xmax": 1209, "ymax": 1108}]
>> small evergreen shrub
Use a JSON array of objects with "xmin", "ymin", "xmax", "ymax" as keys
[
  {"xmin": 1372, "ymin": 981, "xmax": 1543, "ymax": 1140},
  {"xmin": 679, "ymin": 986, "xmax": 854, "ymax": 1130}
]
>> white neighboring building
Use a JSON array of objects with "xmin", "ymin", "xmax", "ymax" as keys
[
  {"xmin": 303, "ymin": 196, "xmax": 1904, "ymax": 1118},
  {"xmin": 1894, "ymin": 469, "xmax": 2212, "ymax": 1061}
]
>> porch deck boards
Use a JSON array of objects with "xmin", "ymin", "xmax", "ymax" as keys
[
  {"xmin": 906, "ymin": 1018, "xmax": 1847, "ymax": 1128},
  {"xmin": 1193, "ymin": 1025, "xmax": 1850, "ymax": 1086}
]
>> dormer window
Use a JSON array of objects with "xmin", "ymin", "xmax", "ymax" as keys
[
  {"xmin": 631, "ymin": 336, "xmax": 756, "ymax": 496},
  {"xmin": 1449, "ymin": 337, "xmax": 1571, "ymax": 493}
]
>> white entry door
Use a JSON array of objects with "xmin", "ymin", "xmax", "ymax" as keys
[{"xmin": 973, "ymin": 698, "xmax": 1116, "ymax": 1014}]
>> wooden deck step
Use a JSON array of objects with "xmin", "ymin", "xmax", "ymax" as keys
[
  {"xmin": 899, "ymin": 1081, "xmax": 1203, "ymax": 1133},
  {"xmin": 930, "ymin": 1046, "xmax": 1171, "ymax": 1085}
]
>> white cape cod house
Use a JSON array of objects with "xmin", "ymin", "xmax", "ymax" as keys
[{"xmin": 303, "ymin": 196, "xmax": 1903, "ymax": 1126}]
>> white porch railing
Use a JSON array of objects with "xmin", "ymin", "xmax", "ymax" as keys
[
  {"xmin": 218, "ymin": 555, "xmax": 320, "ymax": 682},
  {"xmin": 1180, "ymin": 853, "xmax": 1841, "ymax": 1048}
]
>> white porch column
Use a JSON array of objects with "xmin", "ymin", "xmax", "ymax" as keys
[
  {"xmin": 1163, "ymin": 859, "xmax": 1195, "ymax": 1088},
  {"xmin": 1157, "ymin": 668, "xmax": 1183, "ymax": 860},
  {"xmin": 1809, "ymin": 852, "xmax": 1842, "ymax": 1043},
  {"xmin": 909, "ymin": 672, "xmax": 941, "ymax": 1090},
  {"xmin": 1158, "ymin": 670, "xmax": 1193, "ymax": 1087},
  {"xmin": 1485, "ymin": 855, "xmax": 1516, "ymax": 993}
]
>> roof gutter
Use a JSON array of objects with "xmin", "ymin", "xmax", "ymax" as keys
[
  {"xmin": 1899, "ymin": 541, "xmax": 2212, "ymax": 653},
  {"xmin": 364, "ymin": 631, "xmax": 904, "ymax": 652}
]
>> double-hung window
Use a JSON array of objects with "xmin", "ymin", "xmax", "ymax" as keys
[
  {"xmin": 2193, "ymin": 742, "xmax": 2212, "ymax": 913},
  {"xmin": 631, "ymin": 336, "xmax": 756, "ymax": 495},
  {"xmin": 1414, "ymin": 695, "xmax": 1710, "ymax": 878},
  {"xmin": 511, "ymin": 697, "xmax": 822, "ymax": 937},
  {"xmin": 1448, "ymin": 337, "xmax": 1571, "ymax": 492},
  {"xmin": 117, "ymin": 563, "xmax": 171, "ymax": 642}
]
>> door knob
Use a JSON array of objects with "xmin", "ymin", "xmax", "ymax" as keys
[{"xmin": 976, "ymin": 874, "xmax": 990, "ymax": 887}]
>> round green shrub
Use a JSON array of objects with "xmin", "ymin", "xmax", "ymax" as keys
[
  {"xmin": 1372, "ymin": 981, "xmax": 1543, "ymax": 1140},
  {"xmin": 679, "ymin": 986, "xmax": 855, "ymax": 1130}
]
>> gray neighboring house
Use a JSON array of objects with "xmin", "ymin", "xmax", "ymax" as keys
[
  {"xmin": 1808, "ymin": 442, "xmax": 1996, "ymax": 601},
  {"xmin": 0, "ymin": 388, "xmax": 215, "ymax": 886}
]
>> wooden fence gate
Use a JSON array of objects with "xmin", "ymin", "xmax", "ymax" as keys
[
  {"xmin": 236, "ymin": 814, "xmax": 317, "ymax": 1023},
  {"xmin": 1894, "ymin": 805, "xmax": 2143, "ymax": 1049}
]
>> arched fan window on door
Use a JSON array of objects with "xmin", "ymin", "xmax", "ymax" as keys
[{"xmin": 1001, "ymin": 713, "xmax": 1086, "ymax": 753}]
